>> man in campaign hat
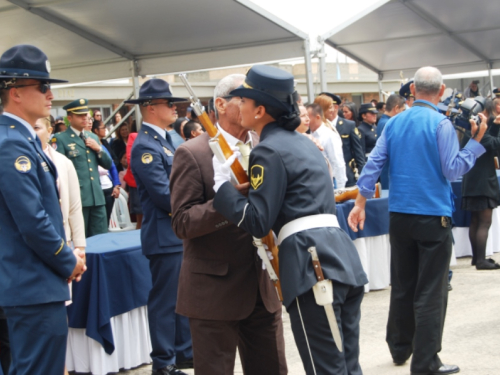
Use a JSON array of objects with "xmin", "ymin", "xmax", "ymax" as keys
[
  {"xmin": 127, "ymin": 79, "xmax": 193, "ymax": 375},
  {"xmin": 212, "ymin": 65, "xmax": 367, "ymax": 375},
  {"xmin": 52, "ymin": 98, "xmax": 112, "ymax": 237},
  {"xmin": 0, "ymin": 44, "xmax": 86, "ymax": 375}
]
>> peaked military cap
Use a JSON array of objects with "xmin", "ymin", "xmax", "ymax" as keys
[
  {"xmin": 0, "ymin": 44, "xmax": 67, "ymax": 84},
  {"xmin": 230, "ymin": 65, "xmax": 298, "ymax": 114},
  {"xmin": 399, "ymin": 80, "xmax": 414, "ymax": 99},
  {"xmin": 125, "ymin": 78, "xmax": 186, "ymax": 105},
  {"xmin": 63, "ymin": 98, "xmax": 89, "ymax": 114},
  {"xmin": 493, "ymin": 88, "xmax": 500, "ymax": 98},
  {"xmin": 319, "ymin": 92, "xmax": 341, "ymax": 105},
  {"xmin": 359, "ymin": 103, "xmax": 378, "ymax": 115}
]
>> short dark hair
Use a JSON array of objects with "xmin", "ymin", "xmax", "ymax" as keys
[
  {"xmin": 385, "ymin": 94, "xmax": 406, "ymax": 112},
  {"xmin": 306, "ymin": 103, "xmax": 323, "ymax": 118},
  {"xmin": 173, "ymin": 117, "xmax": 187, "ymax": 136},
  {"xmin": 183, "ymin": 120, "xmax": 200, "ymax": 139},
  {"xmin": 92, "ymin": 119, "xmax": 104, "ymax": 134},
  {"xmin": 54, "ymin": 122, "xmax": 66, "ymax": 133},
  {"xmin": 376, "ymin": 102, "xmax": 385, "ymax": 111},
  {"xmin": 0, "ymin": 87, "xmax": 9, "ymax": 106}
]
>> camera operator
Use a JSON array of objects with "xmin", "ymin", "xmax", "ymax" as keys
[{"xmin": 461, "ymin": 98, "xmax": 500, "ymax": 270}]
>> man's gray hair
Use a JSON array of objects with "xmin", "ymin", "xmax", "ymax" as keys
[
  {"xmin": 213, "ymin": 74, "xmax": 245, "ymax": 119},
  {"xmin": 414, "ymin": 66, "xmax": 443, "ymax": 96}
]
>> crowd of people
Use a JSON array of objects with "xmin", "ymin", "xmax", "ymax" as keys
[{"xmin": 1, "ymin": 43, "xmax": 500, "ymax": 375}]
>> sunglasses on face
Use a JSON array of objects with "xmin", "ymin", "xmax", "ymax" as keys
[
  {"xmin": 12, "ymin": 82, "xmax": 51, "ymax": 94},
  {"xmin": 150, "ymin": 101, "xmax": 175, "ymax": 108}
]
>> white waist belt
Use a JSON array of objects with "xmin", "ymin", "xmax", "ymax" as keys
[{"xmin": 277, "ymin": 214, "xmax": 340, "ymax": 245}]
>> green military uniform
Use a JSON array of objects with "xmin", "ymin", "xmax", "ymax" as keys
[{"xmin": 52, "ymin": 99, "xmax": 112, "ymax": 237}]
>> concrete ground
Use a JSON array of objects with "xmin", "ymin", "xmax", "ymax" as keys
[{"xmin": 83, "ymin": 253, "xmax": 500, "ymax": 375}]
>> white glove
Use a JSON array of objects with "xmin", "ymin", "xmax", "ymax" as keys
[
  {"xmin": 213, "ymin": 151, "xmax": 241, "ymax": 192},
  {"xmin": 257, "ymin": 244, "xmax": 274, "ymax": 270}
]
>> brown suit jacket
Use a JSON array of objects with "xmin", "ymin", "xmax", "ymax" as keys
[{"xmin": 170, "ymin": 132, "xmax": 281, "ymax": 320}]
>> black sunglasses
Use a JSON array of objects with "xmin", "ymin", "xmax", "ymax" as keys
[
  {"xmin": 12, "ymin": 82, "xmax": 51, "ymax": 94},
  {"xmin": 150, "ymin": 101, "xmax": 175, "ymax": 108}
]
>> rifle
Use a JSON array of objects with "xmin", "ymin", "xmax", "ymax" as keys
[
  {"xmin": 446, "ymin": 89, "xmax": 457, "ymax": 117},
  {"xmin": 179, "ymin": 74, "xmax": 283, "ymax": 302}
]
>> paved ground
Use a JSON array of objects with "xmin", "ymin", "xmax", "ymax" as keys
[{"xmin": 77, "ymin": 253, "xmax": 500, "ymax": 375}]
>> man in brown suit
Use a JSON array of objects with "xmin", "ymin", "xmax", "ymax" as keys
[{"xmin": 170, "ymin": 74, "xmax": 287, "ymax": 375}]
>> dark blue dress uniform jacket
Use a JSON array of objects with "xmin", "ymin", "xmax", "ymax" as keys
[
  {"xmin": 0, "ymin": 115, "xmax": 76, "ymax": 306},
  {"xmin": 131, "ymin": 125, "xmax": 183, "ymax": 255},
  {"xmin": 214, "ymin": 122, "xmax": 367, "ymax": 307}
]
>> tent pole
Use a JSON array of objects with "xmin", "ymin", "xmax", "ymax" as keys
[
  {"xmin": 318, "ymin": 37, "xmax": 327, "ymax": 93},
  {"xmin": 378, "ymin": 73, "xmax": 383, "ymax": 101},
  {"xmin": 131, "ymin": 60, "xmax": 142, "ymax": 130},
  {"xmin": 488, "ymin": 62, "xmax": 494, "ymax": 97},
  {"xmin": 303, "ymin": 37, "xmax": 315, "ymax": 104}
]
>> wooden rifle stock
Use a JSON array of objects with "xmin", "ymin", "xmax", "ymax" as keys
[{"xmin": 180, "ymin": 75, "xmax": 283, "ymax": 301}]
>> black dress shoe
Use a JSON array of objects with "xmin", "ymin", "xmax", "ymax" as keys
[
  {"xmin": 476, "ymin": 259, "xmax": 500, "ymax": 270},
  {"xmin": 411, "ymin": 364, "xmax": 460, "ymax": 375},
  {"xmin": 152, "ymin": 364, "xmax": 189, "ymax": 375},
  {"xmin": 176, "ymin": 358, "xmax": 194, "ymax": 369},
  {"xmin": 448, "ymin": 283, "xmax": 453, "ymax": 291},
  {"xmin": 393, "ymin": 359, "xmax": 406, "ymax": 366}
]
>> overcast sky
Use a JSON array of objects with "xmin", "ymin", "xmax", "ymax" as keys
[{"xmin": 249, "ymin": 0, "xmax": 380, "ymax": 62}]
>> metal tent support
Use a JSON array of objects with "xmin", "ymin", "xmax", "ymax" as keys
[{"xmin": 303, "ymin": 37, "xmax": 315, "ymax": 104}]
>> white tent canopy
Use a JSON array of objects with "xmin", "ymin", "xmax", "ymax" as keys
[
  {"xmin": 319, "ymin": 0, "xmax": 500, "ymax": 83},
  {"xmin": 0, "ymin": 0, "xmax": 314, "ymax": 99}
]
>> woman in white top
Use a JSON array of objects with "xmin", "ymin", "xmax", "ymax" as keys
[{"xmin": 35, "ymin": 118, "xmax": 86, "ymax": 251}]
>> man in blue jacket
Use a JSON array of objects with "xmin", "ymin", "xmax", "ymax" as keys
[
  {"xmin": 349, "ymin": 66, "xmax": 487, "ymax": 375},
  {"xmin": 128, "ymin": 79, "xmax": 192, "ymax": 375},
  {"xmin": 0, "ymin": 45, "xmax": 86, "ymax": 375}
]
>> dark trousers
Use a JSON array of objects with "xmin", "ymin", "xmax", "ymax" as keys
[
  {"xmin": 147, "ymin": 253, "xmax": 192, "ymax": 370},
  {"xmin": 82, "ymin": 205, "xmax": 108, "ymax": 238},
  {"xmin": 288, "ymin": 283, "xmax": 364, "ymax": 375},
  {"xmin": 102, "ymin": 187, "xmax": 115, "ymax": 224},
  {"xmin": 0, "ymin": 309, "xmax": 10, "ymax": 375},
  {"xmin": 386, "ymin": 213, "xmax": 452, "ymax": 373},
  {"xmin": 189, "ymin": 291, "xmax": 287, "ymax": 375},
  {"xmin": 3, "ymin": 302, "xmax": 67, "ymax": 375}
]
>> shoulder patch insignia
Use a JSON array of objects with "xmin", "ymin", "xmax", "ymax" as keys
[
  {"xmin": 15, "ymin": 156, "xmax": 31, "ymax": 173},
  {"xmin": 51, "ymin": 137, "xmax": 57, "ymax": 143},
  {"xmin": 142, "ymin": 153, "xmax": 153, "ymax": 164},
  {"xmin": 163, "ymin": 147, "xmax": 173, "ymax": 156},
  {"xmin": 251, "ymin": 165, "xmax": 264, "ymax": 190},
  {"xmin": 354, "ymin": 127, "xmax": 361, "ymax": 138}
]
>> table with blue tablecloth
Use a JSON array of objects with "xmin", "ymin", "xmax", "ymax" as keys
[
  {"xmin": 450, "ymin": 172, "xmax": 500, "ymax": 258},
  {"xmin": 66, "ymin": 230, "xmax": 153, "ymax": 375}
]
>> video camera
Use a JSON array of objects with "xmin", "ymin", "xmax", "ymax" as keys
[{"xmin": 454, "ymin": 97, "xmax": 485, "ymax": 131}]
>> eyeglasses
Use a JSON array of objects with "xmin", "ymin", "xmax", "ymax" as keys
[
  {"xmin": 11, "ymin": 82, "xmax": 51, "ymax": 94},
  {"xmin": 150, "ymin": 101, "xmax": 175, "ymax": 108}
]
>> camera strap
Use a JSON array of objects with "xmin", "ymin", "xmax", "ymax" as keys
[{"xmin": 412, "ymin": 102, "xmax": 437, "ymax": 112}]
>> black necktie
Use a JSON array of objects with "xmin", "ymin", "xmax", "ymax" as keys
[{"xmin": 80, "ymin": 131, "xmax": 86, "ymax": 143}]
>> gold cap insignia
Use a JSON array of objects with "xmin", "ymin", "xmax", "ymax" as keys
[
  {"xmin": 79, "ymin": 99, "xmax": 85, "ymax": 105},
  {"xmin": 243, "ymin": 81, "xmax": 253, "ymax": 89},
  {"xmin": 15, "ymin": 156, "xmax": 31, "ymax": 173},
  {"xmin": 141, "ymin": 153, "xmax": 153, "ymax": 164},
  {"xmin": 250, "ymin": 165, "xmax": 264, "ymax": 190}
]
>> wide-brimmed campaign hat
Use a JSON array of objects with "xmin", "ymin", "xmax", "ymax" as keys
[
  {"xmin": 124, "ymin": 79, "xmax": 186, "ymax": 105},
  {"xmin": 319, "ymin": 92, "xmax": 341, "ymax": 105},
  {"xmin": 399, "ymin": 80, "xmax": 414, "ymax": 99},
  {"xmin": 0, "ymin": 44, "xmax": 67, "ymax": 83},
  {"xmin": 229, "ymin": 65, "xmax": 298, "ymax": 114}
]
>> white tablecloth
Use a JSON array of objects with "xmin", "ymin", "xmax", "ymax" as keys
[
  {"xmin": 353, "ymin": 234, "xmax": 391, "ymax": 292},
  {"xmin": 66, "ymin": 306, "xmax": 152, "ymax": 375},
  {"xmin": 452, "ymin": 208, "xmax": 500, "ymax": 258}
]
